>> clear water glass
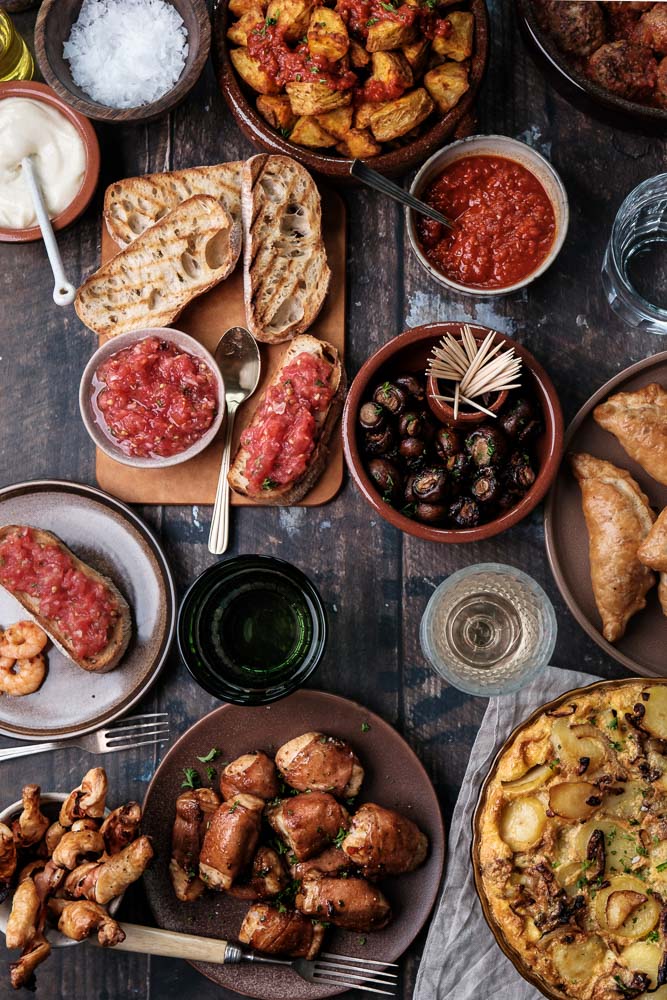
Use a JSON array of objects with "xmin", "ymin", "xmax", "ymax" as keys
[
  {"xmin": 602, "ymin": 174, "xmax": 667, "ymax": 336},
  {"xmin": 420, "ymin": 563, "xmax": 557, "ymax": 697}
]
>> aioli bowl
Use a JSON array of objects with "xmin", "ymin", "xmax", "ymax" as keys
[
  {"xmin": 79, "ymin": 328, "xmax": 225, "ymax": 469},
  {"xmin": 34, "ymin": 0, "xmax": 211, "ymax": 124},
  {"xmin": 342, "ymin": 322, "xmax": 563, "ymax": 544},
  {"xmin": 406, "ymin": 134, "xmax": 569, "ymax": 296},
  {"xmin": 0, "ymin": 81, "xmax": 100, "ymax": 244}
]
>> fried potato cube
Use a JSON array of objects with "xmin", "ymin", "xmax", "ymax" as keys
[
  {"xmin": 370, "ymin": 50, "xmax": 414, "ymax": 90},
  {"xmin": 349, "ymin": 39, "xmax": 371, "ymax": 69},
  {"xmin": 366, "ymin": 18, "xmax": 417, "ymax": 52},
  {"xmin": 315, "ymin": 105, "xmax": 354, "ymax": 139},
  {"xmin": 369, "ymin": 87, "xmax": 434, "ymax": 141},
  {"xmin": 354, "ymin": 101, "xmax": 382, "ymax": 128},
  {"xmin": 402, "ymin": 37, "xmax": 430, "ymax": 75},
  {"xmin": 423, "ymin": 61, "xmax": 469, "ymax": 112},
  {"xmin": 227, "ymin": 10, "xmax": 264, "ymax": 46},
  {"xmin": 256, "ymin": 94, "xmax": 298, "ymax": 131},
  {"xmin": 230, "ymin": 47, "xmax": 281, "ymax": 94},
  {"xmin": 289, "ymin": 115, "xmax": 338, "ymax": 147},
  {"xmin": 229, "ymin": 0, "xmax": 267, "ymax": 15},
  {"xmin": 336, "ymin": 127, "xmax": 382, "ymax": 158},
  {"xmin": 267, "ymin": 0, "xmax": 313, "ymax": 41},
  {"xmin": 432, "ymin": 11, "xmax": 474, "ymax": 61},
  {"xmin": 307, "ymin": 7, "xmax": 349, "ymax": 60},
  {"xmin": 286, "ymin": 81, "xmax": 353, "ymax": 115}
]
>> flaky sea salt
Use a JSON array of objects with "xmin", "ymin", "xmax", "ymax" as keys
[{"xmin": 63, "ymin": 0, "xmax": 189, "ymax": 109}]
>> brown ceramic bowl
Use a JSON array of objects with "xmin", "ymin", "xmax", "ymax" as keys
[
  {"xmin": 213, "ymin": 0, "xmax": 489, "ymax": 180},
  {"xmin": 471, "ymin": 676, "xmax": 667, "ymax": 1000},
  {"xmin": 0, "ymin": 81, "xmax": 100, "ymax": 244},
  {"xmin": 342, "ymin": 322, "xmax": 563, "ymax": 544},
  {"xmin": 34, "ymin": 0, "xmax": 211, "ymax": 124},
  {"xmin": 515, "ymin": 0, "xmax": 667, "ymax": 134}
]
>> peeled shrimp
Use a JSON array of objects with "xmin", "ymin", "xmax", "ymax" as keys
[
  {"xmin": 0, "ymin": 654, "xmax": 46, "ymax": 696},
  {"xmin": 0, "ymin": 621, "xmax": 47, "ymax": 660}
]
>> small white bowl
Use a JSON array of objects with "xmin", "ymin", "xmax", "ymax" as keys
[
  {"xmin": 406, "ymin": 134, "xmax": 569, "ymax": 298},
  {"xmin": 79, "ymin": 328, "xmax": 225, "ymax": 469},
  {"xmin": 0, "ymin": 792, "xmax": 122, "ymax": 949}
]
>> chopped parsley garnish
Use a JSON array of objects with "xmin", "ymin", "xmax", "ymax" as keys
[
  {"xmin": 206, "ymin": 766, "xmax": 217, "ymax": 782},
  {"xmin": 262, "ymin": 478, "xmax": 278, "ymax": 491},
  {"xmin": 333, "ymin": 826, "xmax": 347, "ymax": 848},
  {"xmin": 181, "ymin": 767, "xmax": 200, "ymax": 790},
  {"xmin": 361, "ymin": 722, "xmax": 370, "ymax": 733},
  {"xmin": 647, "ymin": 930, "xmax": 660, "ymax": 942},
  {"xmin": 367, "ymin": 16, "xmax": 379, "ymax": 24},
  {"xmin": 197, "ymin": 748, "xmax": 221, "ymax": 763},
  {"xmin": 608, "ymin": 716, "xmax": 619, "ymax": 730},
  {"xmin": 656, "ymin": 861, "xmax": 667, "ymax": 872}
]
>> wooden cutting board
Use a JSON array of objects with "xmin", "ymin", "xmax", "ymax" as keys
[{"xmin": 95, "ymin": 190, "xmax": 346, "ymax": 506}]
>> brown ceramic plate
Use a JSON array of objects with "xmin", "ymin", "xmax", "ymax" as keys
[
  {"xmin": 213, "ymin": 0, "xmax": 489, "ymax": 180},
  {"xmin": 471, "ymin": 676, "xmax": 667, "ymax": 1000},
  {"xmin": 544, "ymin": 352, "xmax": 667, "ymax": 677},
  {"xmin": 0, "ymin": 479, "xmax": 175, "ymax": 740},
  {"xmin": 141, "ymin": 689, "xmax": 446, "ymax": 999},
  {"xmin": 342, "ymin": 322, "xmax": 563, "ymax": 544},
  {"xmin": 0, "ymin": 81, "xmax": 100, "ymax": 243}
]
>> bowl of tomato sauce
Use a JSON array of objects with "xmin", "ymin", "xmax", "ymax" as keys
[
  {"xmin": 79, "ymin": 328, "xmax": 225, "ymax": 468},
  {"xmin": 406, "ymin": 134, "xmax": 569, "ymax": 297}
]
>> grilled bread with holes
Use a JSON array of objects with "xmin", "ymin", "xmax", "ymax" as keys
[
  {"xmin": 75, "ymin": 196, "xmax": 241, "ymax": 338},
  {"xmin": 241, "ymin": 155, "xmax": 331, "ymax": 344},
  {"xmin": 0, "ymin": 525, "xmax": 131, "ymax": 673},
  {"xmin": 104, "ymin": 162, "xmax": 243, "ymax": 248},
  {"xmin": 228, "ymin": 335, "xmax": 345, "ymax": 505}
]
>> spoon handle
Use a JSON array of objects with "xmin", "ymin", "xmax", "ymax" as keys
[
  {"xmin": 349, "ymin": 159, "xmax": 454, "ymax": 230},
  {"xmin": 21, "ymin": 157, "xmax": 76, "ymax": 307},
  {"xmin": 208, "ymin": 401, "xmax": 238, "ymax": 555}
]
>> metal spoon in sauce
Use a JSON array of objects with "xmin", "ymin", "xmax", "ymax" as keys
[
  {"xmin": 350, "ymin": 159, "xmax": 455, "ymax": 230},
  {"xmin": 21, "ymin": 156, "xmax": 76, "ymax": 306},
  {"xmin": 208, "ymin": 326, "xmax": 261, "ymax": 555}
]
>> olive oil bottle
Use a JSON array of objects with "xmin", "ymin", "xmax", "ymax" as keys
[{"xmin": 0, "ymin": 11, "xmax": 34, "ymax": 82}]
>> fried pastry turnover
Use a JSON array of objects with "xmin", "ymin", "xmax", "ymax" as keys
[
  {"xmin": 593, "ymin": 382, "xmax": 667, "ymax": 485},
  {"xmin": 637, "ymin": 506, "xmax": 667, "ymax": 615},
  {"xmin": 570, "ymin": 452, "xmax": 656, "ymax": 642}
]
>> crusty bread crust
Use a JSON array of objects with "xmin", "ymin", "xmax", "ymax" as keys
[
  {"xmin": 104, "ymin": 162, "xmax": 243, "ymax": 247},
  {"xmin": 0, "ymin": 526, "xmax": 131, "ymax": 674},
  {"xmin": 241, "ymin": 155, "xmax": 331, "ymax": 344},
  {"xmin": 228, "ymin": 335, "xmax": 345, "ymax": 506},
  {"xmin": 76, "ymin": 195, "xmax": 242, "ymax": 338}
]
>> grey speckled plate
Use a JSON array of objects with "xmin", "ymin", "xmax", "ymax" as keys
[
  {"xmin": 141, "ymin": 690, "xmax": 446, "ymax": 1000},
  {"xmin": 0, "ymin": 480, "xmax": 175, "ymax": 739},
  {"xmin": 544, "ymin": 353, "xmax": 667, "ymax": 676}
]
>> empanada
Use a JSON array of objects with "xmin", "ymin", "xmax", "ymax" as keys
[
  {"xmin": 571, "ymin": 452, "xmax": 655, "ymax": 642},
  {"xmin": 593, "ymin": 383, "xmax": 667, "ymax": 486},
  {"xmin": 637, "ymin": 506, "xmax": 667, "ymax": 615}
]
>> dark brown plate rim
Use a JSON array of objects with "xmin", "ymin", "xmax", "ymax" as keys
[
  {"xmin": 471, "ymin": 675, "xmax": 667, "ymax": 1000},
  {"xmin": 543, "ymin": 350, "xmax": 667, "ymax": 677},
  {"xmin": 0, "ymin": 478, "xmax": 176, "ymax": 740},
  {"xmin": 141, "ymin": 689, "xmax": 446, "ymax": 998}
]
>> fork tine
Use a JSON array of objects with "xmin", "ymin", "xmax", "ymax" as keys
[
  {"xmin": 316, "ymin": 961, "xmax": 397, "ymax": 980},
  {"xmin": 105, "ymin": 714, "xmax": 168, "ymax": 732},
  {"xmin": 105, "ymin": 727, "xmax": 170, "ymax": 745},
  {"xmin": 101, "ymin": 738, "xmax": 170, "ymax": 754},
  {"xmin": 321, "ymin": 953, "xmax": 399, "ymax": 967},
  {"xmin": 104, "ymin": 720, "xmax": 170, "ymax": 737},
  {"xmin": 312, "ymin": 975, "xmax": 395, "ymax": 996}
]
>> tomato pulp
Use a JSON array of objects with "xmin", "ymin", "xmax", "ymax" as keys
[
  {"xmin": 241, "ymin": 352, "xmax": 334, "ymax": 496},
  {"xmin": 0, "ymin": 527, "xmax": 120, "ymax": 660},
  {"xmin": 417, "ymin": 155, "xmax": 557, "ymax": 290},
  {"xmin": 92, "ymin": 337, "xmax": 218, "ymax": 459}
]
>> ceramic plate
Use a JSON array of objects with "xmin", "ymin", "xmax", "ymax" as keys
[
  {"xmin": 544, "ymin": 353, "xmax": 667, "ymax": 675},
  {"xmin": 0, "ymin": 480, "xmax": 175, "ymax": 739},
  {"xmin": 141, "ymin": 689, "xmax": 446, "ymax": 1000}
]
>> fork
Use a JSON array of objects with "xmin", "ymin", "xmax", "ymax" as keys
[
  {"xmin": 104, "ymin": 923, "xmax": 399, "ymax": 995},
  {"xmin": 0, "ymin": 713, "xmax": 170, "ymax": 762}
]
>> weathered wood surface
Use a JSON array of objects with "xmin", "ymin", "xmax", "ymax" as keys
[{"xmin": 0, "ymin": 1, "xmax": 665, "ymax": 997}]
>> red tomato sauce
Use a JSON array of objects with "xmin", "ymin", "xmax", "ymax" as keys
[
  {"xmin": 416, "ymin": 155, "xmax": 557, "ymax": 290},
  {"xmin": 0, "ymin": 527, "xmax": 120, "ymax": 660},
  {"xmin": 248, "ymin": 23, "xmax": 357, "ymax": 90},
  {"xmin": 337, "ymin": 0, "xmax": 452, "ymax": 43},
  {"xmin": 241, "ymin": 352, "xmax": 334, "ymax": 496},
  {"xmin": 92, "ymin": 337, "xmax": 218, "ymax": 459}
]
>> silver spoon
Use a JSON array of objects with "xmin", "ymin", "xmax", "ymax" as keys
[
  {"xmin": 349, "ymin": 159, "xmax": 455, "ymax": 230},
  {"xmin": 21, "ymin": 156, "xmax": 76, "ymax": 306},
  {"xmin": 208, "ymin": 326, "xmax": 261, "ymax": 555}
]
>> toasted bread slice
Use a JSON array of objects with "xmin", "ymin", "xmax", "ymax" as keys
[
  {"xmin": 0, "ymin": 526, "xmax": 131, "ymax": 673},
  {"xmin": 228, "ymin": 335, "xmax": 345, "ymax": 505},
  {"xmin": 241, "ymin": 154, "xmax": 331, "ymax": 344},
  {"xmin": 75, "ymin": 195, "xmax": 242, "ymax": 338},
  {"xmin": 104, "ymin": 162, "xmax": 243, "ymax": 247}
]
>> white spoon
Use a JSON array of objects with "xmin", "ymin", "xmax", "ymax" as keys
[{"xmin": 21, "ymin": 156, "xmax": 76, "ymax": 307}]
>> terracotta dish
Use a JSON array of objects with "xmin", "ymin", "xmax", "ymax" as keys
[
  {"xmin": 213, "ymin": 0, "xmax": 489, "ymax": 180},
  {"xmin": 515, "ymin": 0, "xmax": 667, "ymax": 133},
  {"xmin": 34, "ymin": 0, "xmax": 211, "ymax": 124},
  {"xmin": 141, "ymin": 689, "xmax": 445, "ymax": 999},
  {"xmin": 544, "ymin": 351, "xmax": 667, "ymax": 677},
  {"xmin": 342, "ymin": 322, "xmax": 563, "ymax": 544},
  {"xmin": 472, "ymin": 676, "xmax": 667, "ymax": 1000},
  {"xmin": 0, "ymin": 81, "xmax": 100, "ymax": 244}
]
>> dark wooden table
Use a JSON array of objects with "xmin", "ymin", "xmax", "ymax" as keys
[{"xmin": 0, "ymin": 2, "xmax": 664, "ymax": 997}]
